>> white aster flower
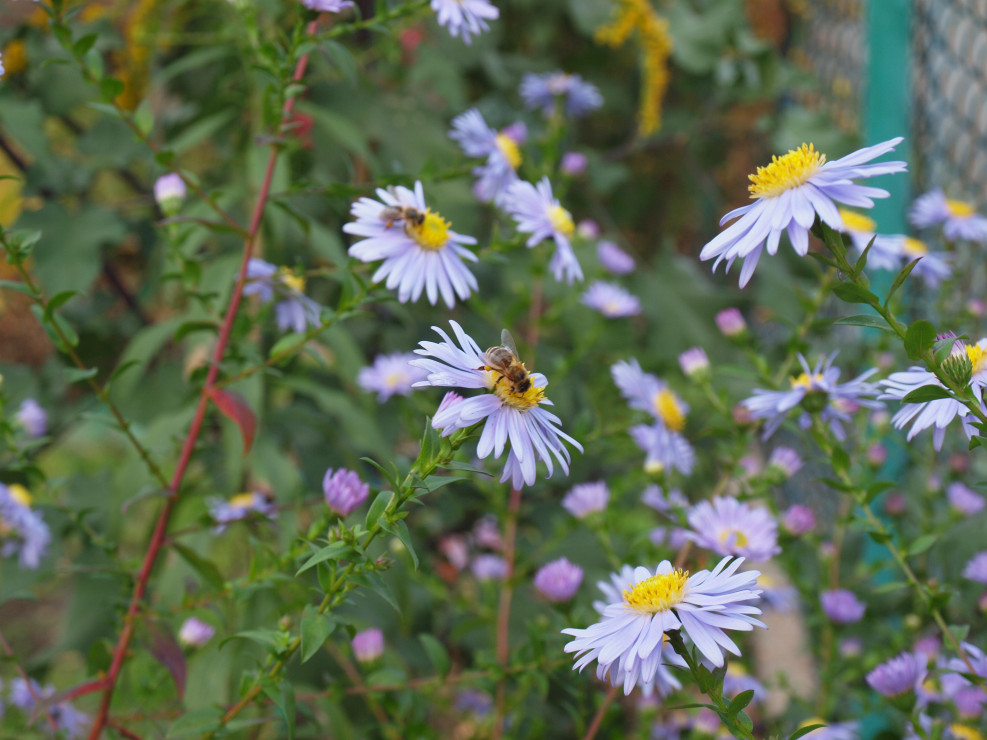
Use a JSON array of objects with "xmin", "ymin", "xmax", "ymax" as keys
[
  {"xmin": 700, "ymin": 138, "xmax": 907, "ymax": 287},
  {"xmin": 431, "ymin": 0, "xmax": 499, "ymax": 44},
  {"xmin": 300, "ymin": 0, "xmax": 355, "ymax": 11},
  {"xmin": 411, "ymin": 321, "xmax": 582, "ymax": 488},
  {"xmin": 504, "ymin": 177, "xmax": 583, "ymax": 284},
  {"xmin": 686, "ymin": 496, "xmax": 781, "ymax": 562},
  {"xmin": 562, "ymin": 557, "xmax": 764, "ymax": 694},
  {"xmin": 344, "ymin": 182, "xmax": 479, "ymax": 308},
  {"xmin": 357, "ymin": 352, "xmax": 429, "ymax": 402}
]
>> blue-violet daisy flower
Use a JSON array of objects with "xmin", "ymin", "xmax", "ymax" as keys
[
  {"xmin": 520, "ymin": 71, "xmax": 603, "ymax": 118},
  {"xmin": 866, "ymin": 652, "xmax": 926, "ymax": 697},
  {"xmin": 430, "ymin": 0, "xmax": 498, "ymax": 44},
  {"xmin": 534, "ymin": 557, "xmax": 584, "ymax": 602},
  {"xmin": 597, "ymin": 240, "xmax": 635, "ymax": 274},
  {"xmin": 581, "ymin": 281, "xmax": 641, "ymax": 317},
  {"xmin": 910, "ymin": 188, "xmax": 987, "ymax": 243},
  {"xmin": 449, "ymin": 108, "xmax": 524, "ymax": 205},
  {"xmin": 0, "ymin": 483, "xmax": 50, "ymax": 569},
  {"xmin": 243, "ymin": 258, "xmax": 322, "ymax": 334},
  {"xmin": 562, "ymin": 481, "xmax": 609, "ymax": 518},
  {"xmin": 820, "ymin": 589, "xmax": 865, "ymax": 623},
  {"xmin": 686, "ymin": 496, "xmax": 781, "ymax": 562},
  {"xmin": 504, "ymin": 177, "xmax": 583, "ymax": 283},
  {"xmin": 357, "ymin": 352, "xmax": 429, "ymax": 402},
  {"xmin": 208, "ymin": 491, "xmax": 277, "ymax": 533}
]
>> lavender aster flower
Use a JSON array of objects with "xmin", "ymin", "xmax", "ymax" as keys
[
  {"xmin": 678, "ymin": 347, "xmax": 710, "ymax": 380},
  {"xmin": 768, "ymin": 446, "xmax": 803, "ymax": 478},
  {"xmin": 520, "ymin": 72, "xmax": 603, "ymax": 118},
  {"xmin": 820, "ymin": 589, "xmax": 866, "ymax": 623},
  {"xmin": 898, "ymin": 236, "xmax": 952, "ymax": 286},
  {"xmin": 641, "ymin": 485, "xmax": 687, "ymax": 512},
  {"xmin": 209, "ymin": 491, "xmax": 277, "ymax": 533},
  {"xmin": 742, "ymin": 352, "xmax": 882, "ymax": 440},
  {"xmin": 581, "ymin": 281, "xmax": 641, "ymax": 317},
  {"xmin": 866, "ymin": 652, "xmax": 926, "ymax": 697},
  {"xmin": 178, "ymin": 617, "xmax": 216, "ymax": 647},
  {"xmin": 964, "ymin": 551, "xmax": 987, "ymax": 583},
  {"xmin": 837, "ymin": 208, "xmax": 902, "ymax": 271},
  {"xmin": 782, "ymin": 504, "xmax": 816, "ymax": 535},
  {"xmin": 323, "ymin": 468, "xmax": 370, "ymax": 516},
  {"xmin": 9, "ymin": 678, "xmax": 89, "ymax": 738},
  {"xmin": 243, "ymin": 258, "xmax": 321, "ymax": 333},
  {"xmin": 649, "ymin": 526, "xmax": 691, "ymax": 550},
  {"xmin": 357, "ymin": 352, "xmax": 429, "ymax": 402},
  {"xmin": 0, "ymin": 53, "xmax": 5, "ymax": 78},
  {"xmin": 700, "ymin": 138, "xmax": 907, "ymax": 287},
  {"xmin": 715, "ymin": 307, "xmax": 747, "ymax": 338},
  {"xmin": 154, "ymin": 173, "xmax": 186, "ymax": 215},
  {"xmin": 562, "ymin": 557, "xmax": 764, "ymax": 694},
  {"xmin": 431, "ymin": 0, "xmax": 498, "ymax": 44},
  {"xmin": 0, "ymin": 483, "xmax": 50, "ymax": 569},
  {"xmin": 352, "ymin": 628, "xmax": 384, "ymax": 662},
  {"xmin": 534, "ymin": 557, "xmax": 584, "ymax": 601},
  {"xmin": 344, "ymin": 182, "xmax": 479, "ymax": 307},
  {"xmin": 562, "ymin": 481, "xmax": 609, "ymax": 518},
  {"xmin": 947, "ymin": 482, "xmax": 985, "ymax": 515},
  {"xmin": 504, "ymin": 177, "xmax": 583, "ymax": 283},
  {"xmin": 449, "ymin": 108, "xmax": 523, "ymax": 205},
  {"xmin": 910, "ymin": 188, "xmax": 987, "ymax": 243},
  {"xmin": 611, "ymin": 359, "xmax": 690, "ymax": 432},
  {"xmin": 411, "ymin": 321, "xmax": 582, "ymax": 488},
  {"xmin": 686, "ymin": 496, "xmax": 781, "ymax": 562},
  {"xmin": 561, "ymin": 151, "xmax": 588, "ymax": 175},
  {"xmin": 16, "ymin": 398, "xmax": 47, "ymax": 438},
  {"xmin": 630, "ymin": 423, "xmax": 695, "ymax": 476},
  {"xmin": 300, "ymin": 0, "xmax": 355, "ymax": 10},
  {"xmin": 472, "ymin": 554, "xmax": 508, "ymax": 581},
  {"xmin": 597, "ymin": 240, "xmax": 635, "ymax": 274}
]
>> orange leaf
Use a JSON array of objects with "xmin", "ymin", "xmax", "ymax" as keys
[{"xmin": 207, "ymin": 387, "xmax": 257, "ymax": 455}]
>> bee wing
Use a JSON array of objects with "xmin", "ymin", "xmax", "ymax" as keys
[{"xmin": 500, "ymin": 329, "xmax": 519, "ymax": 357}]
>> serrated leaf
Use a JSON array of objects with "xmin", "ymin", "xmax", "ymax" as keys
[
  {"xmin": 832, "ymin": 314, "xmax": 894, "ymax": 332},
  {"xmin": 300, "ymin": 605, "xmax": 335, "ymax": 663},
  {"xmin": 295, "ymin": 541, "xmax": 351, "ymax": 576},
  {"xmin": 902, "ymin": 384, "xmax": 952, "ymax": 403},
  {"xmin": 364, "ymin": 490, "xmax": 392, "ymax": 529},
  {"xmin": 173, "ymin": 543, "xmax": 226, "ymax": 590},
  {"xmin": 418, "ymin": 633, "xmax": 450, "ymax": 677},
  {"xmin": 908, "ymin": 533, "xmax": 938, "ymax": 556},
  {"xmin": 905, "ymin": 320, "xmax": 936, "ymax": 360},
  {"xmin": 832, "ymin": 282, "xmax": 879, "ymax": 306}
]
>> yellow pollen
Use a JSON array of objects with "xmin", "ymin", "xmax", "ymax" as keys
[
  {"xmin": 623, "ymin": 569, "xmax": 689, "ymax": 613},
  {"xmin": 967, "ymin": 343, "xmax": 987, "ymax": 375},
  {"xmin": 2, "ymin": 40, "xmax": 28, "ymax": 77},
  {"xmin": 946, "ymin": 199, "xmax": 975, "ymax": 218},
  {"xmin": 903, "ymin": 237, "xmax": 928, "ymax": 256},
  {"xmin": 547, "ymin": 205, "xmax": 575, "ymax": 237},
  {"xmin": 8, "ymin": 484, "xmax": 32, "ymax": 507},
  {"xmin": 949, "ymin": 726, "xmax": 983, "ymax": 740},
  {"xmin": 748, "ymin": 143, "xmax": 825, "ymax": 199},
  {"xmin": 485, "ymin": 369, "xmax": 546, "ymax": 411},
  {"xmin": 790, "ymin": 372, "xmax": 823, "ymax": 390},
  {"xmin": 278, "ymin": 268, "xmax": 306, "ymax": 294},
  {"xmin": 644, "ymin": 460, "xmax": 665, "ymax": 474},
  {"xmin": 495, "ymin": 134, "xmax": 522, "ymax": 170},
  {"xmin": 719, "ymin": 528, "xmax": 748, "ymax": 548},
  {"xmin": 406, "ymin": 209, "xmax": 451, "ymax": 251},
  {"xmin": 384, "ymin": 373, "xmax": 403, "ymax": 388},
  {"xmin": 838, "ymin": 208, "xmax": 875, "ymax": 233},
  {"xmin": 653, "ymin": 389, "xmax": 686, "ymax": 432},
  {"xmin": 229, "ymin": 492, "xmax": 257, "ymax": 509}
]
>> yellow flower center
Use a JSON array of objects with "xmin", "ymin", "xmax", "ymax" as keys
[
  {"xmin": 8, "ymin": 484, "xmax": 32, "ymax": 507},
  {"xmin": 748, "ymin": 143, "xmax": 825, "ymax": 199},
  {"xmin": 406, "ymin": 209, "xmax": 451, "ymax": 251},
  {"xmin": 644, "ymin": 460, "xmax": 665, "ymax": 474},
  {"xmin": 903, "ymin": 237, "xmax": 928, "ymax": 256},
  {"xmin": 2, "ymin": 40, "xmax": 28, "ymax": 77},
  {"xmin": 950, "ymin": 726, "xmax": 984, "ymax": 740},
  {"xmin": 547, "ymin": 205, "xmax": 575, "ymax": 237},
  {"xmin": 653, "ymin": 389, "xmax": 686, "ymax": 432},
  {"xmin": 384, "ymin": 373, "xmax": 404, "ymax": 388},
  {"xmin": 485, "ymin": 370, "xmax": 546, "ymax": 411},
  {"xmin": 719, "ymin": 527, "xmax": 748, "ymax": 548},
  {"xmin": 278, "ymin": 268, "xmax": 306, "ymax": 293},
  {"xmin": 623, "ymin": 569, "xmax": 689, "ymax": 613},
  {"xmin": 229, "ymin": 492, "xmax": 257, "ymax": 510},
  {"xmin": 967, "ymin": 343, "xmax": 987, "ymax": 375},
  {"xmin": 838, "ymin": 208, "xmax": 876, "ymax": 233},
  {"xmin": 790, "ymin": 372, "xmax": 823, "ymax": 390},
  {"xmin": 495, "ymin": 133, "xmax": 522, "ymax": 170},
  {"xmin": 946, "ymin": 199, "xmax": 975, "ymax": 218}
]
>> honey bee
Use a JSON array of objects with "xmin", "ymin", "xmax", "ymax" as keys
[
  {"xmin": 480, "ymin": 329, "xmax": 532, "ymax": 395},
  {"xmin": 379, "ymin": 204, "xmax": 426, "ymax": 229}
]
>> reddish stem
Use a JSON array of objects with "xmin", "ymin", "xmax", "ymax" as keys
[
  {"xmin": 581, "ymin": 685, "xmax": 619, "ymax": 740},
  {"xmin": 86, "ymin": 23, "xmax": 318, "ymax": 740},
  {"xmin": 491, "ymin": 486, "xmax": 523, "ymax": 740}
]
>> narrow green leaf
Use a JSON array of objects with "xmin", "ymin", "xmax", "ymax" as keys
[
  {"xmin": 789, "ymin": 724, "xmax": 827, "ymax": 740},
  {"xmin": 64, "ymin": 367, "xmax": 98, "ymax": 383},
  {"xmin": 295, "ymin": 541, "xmax": 351, "ymax": 576},
  {"xmin": 832, "ymin": 314, "xmax": 894, "ymax": 332},
  {"xmin": 908, "ymin": 534, "xmax": 938, "ymax": 557},
  {"xmin": 73, "ymin": 33, "xmax": 98, "ymax": 58},
  {"xmin": 173, "ymin": 543, "xmax": 226, "ymax": 590},
  {"xmin": 44, "ymin": 289, "xmax": 80, "ymax": 321},
  {"xmin": 269, "ymin": 332, "xmax": 307, "ymax": 361},
  {"xmin": 418, "ymin": 633, "xmax": 451, "ymax": 677},
  {"xmin": 364, "ymin": 490, "xmax": 392, "ymax": 529},
  {"xmin": 726, "ymin": 689, "xmax": 755, "ymax": 716},
  {"xmin": 884, "ymin": 257, "xmax": 922, "ymax": 307},
  {"xmin": 852, "ymin": 235, "xmax": 876, "ymax": 277},
  {"xmin": 902, "ymin": 384, "xmax": 952, "ymax": 403},
  {"xmin": 904, "ymin": 320, "xmax": 936, "ymax": 360},
  {"xmin": 300, "ymin": 605, "xmax": 335, "ymax": 663},
  {"xmin": 0, "ymin": 280, "xmax": 37, "ymax": 297},
  {"xmin": 384, "ymin": 519, "xmax": 418, "ymax": 569},
  {"xmin": 166, "ymin": 708, "xmax": 223, "ymax": 738},
  {"xmin": 99, "ymin": 76, "xmax": 125, "ymax": 101},
  {"xmin": 832, "ymin": 282, "xmax": 879, "ymax": 306}
]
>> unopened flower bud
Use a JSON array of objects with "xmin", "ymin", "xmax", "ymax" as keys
[
  {"xmin": 678, "ymin": 347, "xmax": 710, "ymax": 381},
  {"xmin": 154, "ymin": 173, "xmax": 186, "ymax": 217},
  {"xmin": 942, "ymin": 349, "xmax": 973, "ymax": 387},
  {"xmin": 715, "ymin": 308, "xmax": 747, "ymax": 339}
]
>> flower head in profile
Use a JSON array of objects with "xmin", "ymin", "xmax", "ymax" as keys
[
  {"xmin": 686, "ymin": 496, "xmax": 781, "ymax": 562},
  {"xmin": 449, "ymin": 108, "xmax": 524, "ymax": 205},
  {"xmin": 16, "ymin": 398, "xmax": 47, "ymax": 438},
  {"xmin": 560, "ymin": 151, "xmax": 588, "ymax": 175},
  {"xmin": 243, "ymin": 258, "xmax": 321, "ymax": 334},
  {"xmin": 910, "ymin": 188, "xmax": 987, "ymax": 243},
  {"xmin": 323, "ymin": 468, "xmax": 370, "ymax": 516},
  {"xmin": 411, "ymin": 321, "xmax": 582, "ymax": 488},
  {"xmin": 10, "ymin": 677, "xmax": 90, "ymax": 738},
  {"xmin": 581, "ymin": 281, "xmax": 641, "ymax": 317},
  {"xmin": 880, "ymin": 337, "xmax": 987, "ymax": 450},
  {"xmin": 837, "ymin": 208, "xmax": 902, "ymax": 271},
  {"xmin": 700, "ymin": 138, "xmax": 907, "ymax": 287},
  {"xmin": 964, "ymin": 551, "xmax": 987, "ymax": 583},
  {"xmin": 563, "ymin": 557, "xmax": 764, "ymax": 694},
  {"xmin": 947, "ymin": 482, "xmax": 985, "ymax": 515},
  {"xmin": 0, "ymin": 483, "xmax": 50, "ymax": 569},
  {"xmin": 742, "ymin": 352, "xmax": 882, "ymax": 440},
  {"xmin": 678, "ymin": 347, "xmax": 710, "ymax": 380},
  {"xmin": 300, "ymin": 0, "xmax": 356, "ymax": 11},
  {"xmin": 611, "ymin": 358, "xmax": 689, "ymax": 432},
  {"xmin": 471, "ymin": 553, "xmax": 508, "ymax": 580},
  {"xmin": 430, "ymin": 0, "xmax": 498, "ymax": 44},
  {"xmin": 597, "ymin": 240, "xmax": 635, "ymax": 274},
  {"xmin": 642, "ymin": 484, "xmax": 687, "ymax": 513},
  {"xmin": 357, "ymin": 353, "xmax": 429, "ymax": 402},
  {"xmin": 898, "ymin": 236, "xmax": 952, "ymax": 286},
  {"xmin": 562, "ymin": 481, "xmax": 609, "ymax": 518},
  {"xmin": 208, "ymin": 491, "xmax": 277, "ymax": 533},
  {"xmin": 504, "ymin": 177, "xmax": 583, "ymax": 284},
  {"xmin": 179, "ymin": 617, "xmax": 216, "ymax": 647},
  {"xmin": 154, "ymin": 173, "xmax": 186, "ymax": 215},
  {"xmin": 344, "ymin": 182, "xmax": 478, "ymax": 307},
  {"xmin": 782, "ymin": 504, "xmax": 816, "ymax": 535},
  {"xmin": 866, "ymin": 651, "xmax": 926, "ymax": 697},
  {"xmin": 534, "ymin": 557, "xmax": 584, "ymax": 602},
  {"xmin": 715, "ymin": 307, "xmax": 747, "ymax": 338},
  {"xmin": 630, "ymin": 423, "xmax": 695, "ymax": 476},
  {"xmin": 520, "ymin": 71, "xmax": 603, "ymax": 118},
  {"xmin": 352, "ymin": 628, "xmax": 384, "ymax": 662},
  {"xmin": 820, "ymin": 589, "xmax": 865, "ymax": 623},
  {"xmin": 768, "ymin": 446, "xmax": 803, "ymax": 479}
]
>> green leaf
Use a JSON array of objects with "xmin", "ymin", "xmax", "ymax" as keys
[
  {"xmin": 908, "ymin": 534, "xmax": 938, "ymax": 557},
  {"xmin": 789, "ymin": 724, "xmax": 827, "ymax": 740},
  {"xmin": 44, "ymin": 289, "xmax": 81, "ymax": 319},
  {"xmin": 418, "ymin": 633, "xmax": 451, "ymax": 677},
  {"xmin": 382, "ymin": 519, "xmax": 418, "ymax": 570},
  {"xmin": 64, "ymin": 367, "xmax": 98, "ymax": 384},
  {"xmin": 884, "ymin": 257, "xmax": 922, "ymax": 307},
  {"xmin": 352, "ymin": 571, "xmax": 400, "ymax": 614},
  {"xmin": 166, "ymin": 708, "xmax": 223, "ymax": 738},
  {"xmin": 295, "ymin": 541, "xmax": 351, "ymax": 576},
  {"xmin": 300, "ymin": 605, "xmax": 335, "ymax": 663},
  {"xmin": 852, "ymin": 235, "xmax": 876, "ymax": 276},
  {"xmin": 174, "ymin": 320, "xmax": 219, "ymax": 343},
  {"xmin": 228, "ymin": 629, "xmax": 287, "ymax": 654},
  {"xmin": 726, "ymin": 689, "xmax": 755, "ymax": 715},
  {"xmin": 864, "ymin": 480, "xmax": 895, "ymax": 504},
  {"xmin": 73, "ymin": 33, "xmax": 98, "ymax": 58},
  {"xmin": 830, "ymin": 446, "xmax": 849, "ymax": 476},
  {"xmin": 134, "ymin": 99, "xmax": 153, "ymax": 136},
  {"xmin": 0, "ymin": 280, "xmax": 37, "ymax": 297},
  {"xmin": 173, "ymin": 543, "xmax": 226, "ymax": 590},
  {"xmin": 735, "ymin": 711, "xmax": 754, "ymax": 734},
  {"xmin": 902, "ymin": 384, "xmax": 952, "ymax": 403},
  {"xmin": 99, "ymin": 76, "xmax": 125, "ymax": 101},
  {"xmin": 261, "ymin": 679, "xmax": 296, "ymax": 740},
  {"xmin": 866, "ymin": 529, "xmax": 892, "ymax": 545},
  {"xmin": 364, "ymin": 490, "xmax": 392, "ymax": 530},
  {"xmin": 904, "ymin": 320, "xmax": 936, "ymax": 360},
  {"xmin": 440, "ymin": 460, "xmax": 492, "ymax": 476},
  {"xmin": 169, "ymin": 110, "xmax": 237, "ymax": 154},
  {"xmin": 832, "ymin": 282, "xmax": 879, "ymax": 306},
  {"xmin": 832, "ymin": 314, "xmax": 894, "ymax": 332},
  {"xmin": 269, "ymin": 332, "xmax": 308, "ymax": 361}
]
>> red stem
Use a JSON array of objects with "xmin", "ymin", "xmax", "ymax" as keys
[
  {"xmin": 491, "ymin": 486, "xmax": 523, "ymax": 740},
  {"xmin": 86, "ymin": 23, "xmax": 317, "ymax": 739},
  {"xmin": 581, "ymin": 685, "xmax": 619, "ymax": 740}
]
